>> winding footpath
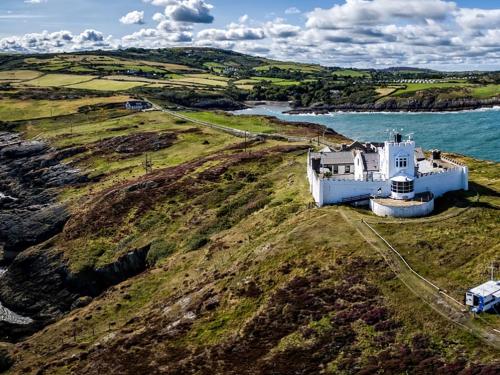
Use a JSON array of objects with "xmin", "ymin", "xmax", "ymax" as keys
[{"xmin": 339, "ymin": 207, "xmax": 500, "ymax": 350}]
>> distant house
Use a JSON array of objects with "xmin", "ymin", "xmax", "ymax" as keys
[{"xmin": 125, "ymin": 101, "xmax": 151, "ymax": 111}]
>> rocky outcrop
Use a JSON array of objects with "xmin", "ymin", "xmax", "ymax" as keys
[
  {"xmin": 0, "ymin": 132, "xmax": 87, "ymax": 263},
  {"xmin": 287, "ymin": 96, "xmax": 500, "ymax": 113},
  {"xmin": 0, "ymin": 244, "xmax": 151, "ymax": 341}
]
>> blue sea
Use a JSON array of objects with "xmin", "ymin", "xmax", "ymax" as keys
[{"xmin": 233, "ymin": 105, "xmax": 500, "ymax": 162}]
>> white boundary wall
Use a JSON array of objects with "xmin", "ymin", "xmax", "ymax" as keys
[
  {"xmin": 370, "ymin": 198, "xmax": 435, "ymax": 218},
  {"xmin": 414, "ymin": 166, "xmax": 468, "ymax": 198}
]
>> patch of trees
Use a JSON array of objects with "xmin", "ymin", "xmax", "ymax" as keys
[{"xmin": 249, "ymin": 79, "xmax": 379, "ymax": 107}]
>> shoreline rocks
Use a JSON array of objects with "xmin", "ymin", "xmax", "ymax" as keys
[
  {"xmin": 0, "ymin": 132, "xmax": 87, "ymax": 264},
  {"xmin": 286, "ymin": 97, "xmax": 500, "ymax": 114}
]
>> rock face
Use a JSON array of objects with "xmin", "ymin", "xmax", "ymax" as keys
[
  {"xmin": 288, "ymin": 97, "xmax": 500, "ymax": 113},
  {"xmin": 0, "ymin": 244, "xmax": 151, "ymax": 341},
  {"xmin": 0, "ymin": 132, "xmax": 86, "ymax": 263}
]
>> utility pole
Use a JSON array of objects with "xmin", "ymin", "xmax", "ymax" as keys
[
  {"xmin": 143, "ymin": 153, "xmax": 153, "ymax": 174},
  {"xmin": 490, "ymin": 263, "xmax": 496, "ymax": 281}
]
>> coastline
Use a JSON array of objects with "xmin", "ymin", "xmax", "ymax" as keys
[{"xmin": 243, "ymin": 101, "xmax": 500, "ymax": 115}]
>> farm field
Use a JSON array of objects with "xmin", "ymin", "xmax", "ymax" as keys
[
  {"xmin": 0, "ymin": 95, "xmax": 130, "ymax": 121},
  {"xmin": 333, "ymin": 69, "xmax": 370, "ymax": 77},
  {"xmin": 23, "ymin": 55, "xmax": 196, "ymax": 74},
  {"xmin": 15, "ymin": 73, "xmax": 95, "ymax": 87},
  {"xmin": 254, "ymin": 63, "xmax": 322, "ymax": 72},
  {"xmin": 0, "ymin": 70, "xmax": 42, "ymax": 82},
  {"xmin": 67, "ymin": 79, "xmax": 148, "ymax": 91}
]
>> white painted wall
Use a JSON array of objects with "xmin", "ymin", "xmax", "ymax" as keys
[
  {"xmin": 414, "ymin": 167, "xmax": 468, "ymax": 197},
  {"xmin": 307, "ymin": 150, "xmax": 469, "ymax": 208},
  {"xmin": 370, "ymin": 198, "xmax": 435, "ymax": 218}
]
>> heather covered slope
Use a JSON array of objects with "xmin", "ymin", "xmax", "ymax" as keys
[{"xmin": 0, "ymin": 91, "xmax": 499, "ymax": 374}]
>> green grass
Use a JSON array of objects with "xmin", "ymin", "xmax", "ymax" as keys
[
  {"xmin": 254, "ymin": 63, "xmax": 322, "ymax": 73},
  {"xmin": 332, "ymin": 69, "xmax": 370, "ymax": 78},
  {"xmin": 67, "ymin": 79, "xmax": 147, "ymax": 91},
  {"xmin": 0, "ymin": 96, "xmax": 130, "ymax": 121},
  {"xmin": 0, "ymin": 70, "xmax": 42, "ymax": 82},
  {"xmin": 392, "ymin": 82, "xmax": 472, "ymax": 95},
  {"xmin": 17, "ymin": 73, "xmax": 96, "ymax": 87},
  {"xmin": 470, "ymin": 84, "xmax": 500, "ymax": 99},
  {"xmin": 179, "ymin": 111, "xmax": 277, "ymax": 133}
]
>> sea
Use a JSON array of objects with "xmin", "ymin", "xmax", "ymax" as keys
[
  {"xmin": 233, "ymin": 105, "xmax": 500, "ymax": 162},
  {"xmin": 0, "ymin": 268, "xmax": 33, "ymax": 324}
]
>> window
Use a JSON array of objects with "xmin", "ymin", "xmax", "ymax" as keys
[
  {"xmin": 396, "ymin": 157, "xmax": 408, "ymax": 168},
  {"xmin": 391, "ymin": 180, "xmax": 414, "ymax": 194},
  {"xmin": 345, "ymin": 165, "xmax": 351, "ymax": 173},
  {"xmin": 333, "ymin": 165, "xmax": 338, "ymax": 174}
]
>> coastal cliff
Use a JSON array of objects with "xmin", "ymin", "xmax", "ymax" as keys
[{"xmin": 287, "ymin": 96, "xmax": 500, "ymax": 114}]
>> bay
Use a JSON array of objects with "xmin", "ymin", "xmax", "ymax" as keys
[{"xmin": 233, "ymin": 105, "xmax": 500, "ymax": 162}]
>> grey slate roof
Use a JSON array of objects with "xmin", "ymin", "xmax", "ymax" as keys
[
  {"xmin": 361, "ymin": 153, "xmax": 380, "ymax": 171},
  {"xmin": 415, "ymin": 147, "xmax": 425, "ymax": 161},
  {"xmin": 320, "ymin": 151, "xmax": 354, "ymax": 165}
]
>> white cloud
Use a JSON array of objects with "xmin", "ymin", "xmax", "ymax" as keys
[
  {"xmin": 455, "ymin": 8, "xmax": 500, "ymax": 30},
  {"xmin": 120, "ymin": 10, "xmax": 145, "ymax": 25},
  {"xmin": 285, "ymin": 7, "xmax": 301, "ymax": 15},
  {"xmin": 0, "ymin": 0, "xmax": 499, "ymax": 69},
  {"xmin": 306, "ymin": 0, "xmax": 456, "ymax": 29},
  {"xmin": 24, "ymin": 0, "xmax": 47, "ymax": 4},
  {"xmin": 0, "ymin": 29, "xmax": 112, "ymax": 53},
  {"xmin": 144, "ymin": 0, "xmax": 214, "ymax": 23}
]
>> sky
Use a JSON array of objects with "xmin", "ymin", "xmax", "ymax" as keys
[{"xmin": 0, "ymin": 0, "xmax": 499, "ymax": 70}]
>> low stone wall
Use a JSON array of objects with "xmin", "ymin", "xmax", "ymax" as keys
[{"xmin": 370, "ymin": 197, "xmax": 435, "ymax": 218}]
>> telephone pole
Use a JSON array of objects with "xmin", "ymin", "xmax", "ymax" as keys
[{"xmin": 143, "ymin": 154, "xmax": 153, "ymax": 174}]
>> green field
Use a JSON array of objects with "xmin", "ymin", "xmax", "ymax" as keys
[
  {"xmin": 67, "ymin": 79, "xmax": 148, "ymax": 91},
  {"xmin": 17, "ymin": 73, "xmax": 96, "ymax": 87},
  {"xmin": 254, "ymin": 63, "xmax": 322, "ymax": 73},
  {"xmin": 0, "ymin": 96, "xmax": 130, "ymax": 121},
  {"xmin": 471, "ymin": 84, "xmax": 500, "ymax": 99},
  {"xmin": 332, "ymin": 69, "xmax": 370, "ymax": 78},
  {"xmin": 0, "ymin": 70, "xmax": 42, "ymax": 82},
  {"xmin": 392, "ymin": 82, "xmax": 472, "ymax": 95}
]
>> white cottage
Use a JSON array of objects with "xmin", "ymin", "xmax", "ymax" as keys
[{"xmin": 307, "ymin": 133, "xmax": 469, "ymax": 217}]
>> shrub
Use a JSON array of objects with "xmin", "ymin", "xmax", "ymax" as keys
[
  {"xmin": 146, "ymin": 239, "xmax": 176, "ymax": 266},
  {"xmin": 186, "ymin": 234, "xmax": 209, "ymax": 251},
  {"xmin": 0, "ymin": 349, "xmax": 14, "ymax": 373}
]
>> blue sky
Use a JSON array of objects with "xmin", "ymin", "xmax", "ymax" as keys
[{"xmin": 1, "ymin": 0, "xmax": 499, "ymax": 70}]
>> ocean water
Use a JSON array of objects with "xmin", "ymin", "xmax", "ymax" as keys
[
  {"xmin": 0, "ymin": 268, "xmax": 33, "ymax": 324},
  {"xmin": 233, "ymin": 105, "xmax": 500, "ymax": 162}
]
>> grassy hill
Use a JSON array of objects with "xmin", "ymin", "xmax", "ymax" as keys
[
  {"xmin": 0, "ymin": 88, "xmax": 499, "ymax": 373},
  {"xmin": 0, "ymin": 49, "xmax": 498, "ymax": 373}
]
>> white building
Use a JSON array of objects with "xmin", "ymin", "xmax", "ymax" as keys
[
  {"xmin": 307, "ymin": 133, "xmax": 469, "ymax": 217},
  {"xmin": 466, "ymin": 280, "xmax": 500, "ymax": 313}
]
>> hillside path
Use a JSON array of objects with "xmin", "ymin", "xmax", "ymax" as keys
[{"xmin": 339, "ymin": 207, "xmax": 500, "ymax": 350}]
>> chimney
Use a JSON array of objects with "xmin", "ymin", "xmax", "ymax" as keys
[
  {"xmin": 394, "ymin": 133, "xmax": 402, "ymax": 143},
  {"xmin": 432, "ymin": 149, "xmax": 441, "ymax": 160}
]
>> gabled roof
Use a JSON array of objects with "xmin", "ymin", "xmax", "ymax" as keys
[
  {"xmin": 415, "ymin": 147, "xmax": 425, "ymax": 161},
  {"xmin": 361, "ymin": 153, "xmax": 380, "ymax": 171},
  {"xmin": 320, "ymin": 151, "xmax": 354, "ymax": 165}
]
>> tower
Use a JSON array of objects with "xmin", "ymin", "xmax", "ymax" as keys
[{"xmin": 380, "ymin": 132, "xmax": 416, "ymax": 200}]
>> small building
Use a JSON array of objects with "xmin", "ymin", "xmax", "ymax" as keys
[
  {"xmin": 307, "ymin": 132, "xmax": 469, "ymax": 217},
  {"xmin": 125, "ymin": 101, "xmax": 151, "ymax": 111},
  {"xmin": 465, "ymin": 280, "xmax": 500, "ymax": 313}
]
